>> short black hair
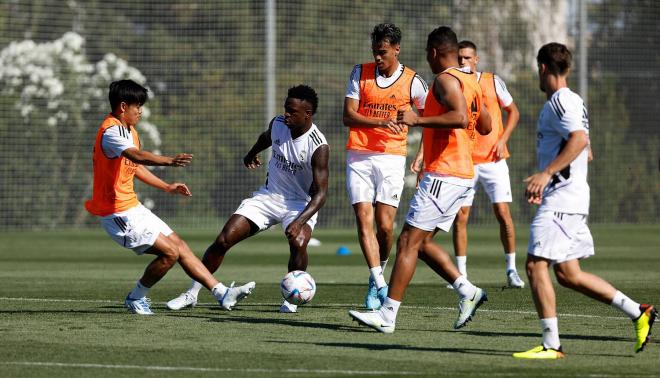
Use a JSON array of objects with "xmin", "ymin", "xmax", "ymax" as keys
[
  {"xmin": 427, "ymin": 26, "xmax": 458, "ymax": 53},
  {"xmin": 458, "ymin": 40, "xmax": 477, "ymax": 51},
  {"xmin": 537, "ymin": 43, "xmax": 572, "ymax": 75},
  {"xmin": 287, "ymin": 85, "xmax": 318, "ymax": 114},
  {"xmin": 371, "ymin": 23, "xmax": 402, "ymax": 46},
  {"xmin": 109, "ymin": 80, "xmax": 148, "ymax": 111}
]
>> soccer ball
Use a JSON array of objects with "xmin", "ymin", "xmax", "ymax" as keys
[{"xmin": 280, "ymin": 270, "xmax": 316, "ymax": 305}]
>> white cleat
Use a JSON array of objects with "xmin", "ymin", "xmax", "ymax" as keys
[
  {"xmin": 220, "ymin": 281, "xmax": 256, "ymax": 311},
  {"xmin": 454, "ymin": 287, "xmax": 487, "ymax": 329},
  {"xmin": 124, "ymin": 296, "xmax": 154, "ymax": 315},
  {"xmin": 506, "ymin": 270, "xmax": 525, "ymax": 288},
  {"xmin": 348, "ymin": 310, "xmax": 395, "ymax": 334},
  {"xmin": 279, "ymin": 299, "xmax": 298, "ymax": 313},
  {"xmin": 166, "ymin": 292, "xmax": 198, "ymax": 310}
]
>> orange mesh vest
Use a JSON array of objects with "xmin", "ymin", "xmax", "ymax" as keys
[
  {"xmin": 423, "ymin": 68, "xmax": 482, "ymax": 178},
  {"xmin": 346, "ymin": 62, "xmax": 417, "ymax": 156},
  {"xmin": 472, "ymin": 72, "xmax": 509, "ymax": 164},
  {"xmin": 85, "ymin": 114, "xmax": 140, "ymax": 216}
]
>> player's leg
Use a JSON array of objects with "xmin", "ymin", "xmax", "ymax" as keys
[
  {"xmin": 451, "ymin": 205, "xmax": 471, "ymax": 278},
  {"xmin": 280, "ymin": 223, "xmax": 313, "ymax": 314},
  {"xmin": 493, "ymin": 202, "xmax": 523, "ymax": 288}
]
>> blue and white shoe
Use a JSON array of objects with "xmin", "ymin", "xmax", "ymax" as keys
[
  {"xmin": 377, "ymin": 285, "xmax": 388, "ymax": 305},
  {"xmin": 220, "ymin": 281, "xmax": 256, "ymax": 311},
  {"xmin": 364, "ymin": 278, "xmax": 380, "ymax": 309},
  {"xmin": 124, "ymin": 296, "xmax": 154, "ymax": 315}
]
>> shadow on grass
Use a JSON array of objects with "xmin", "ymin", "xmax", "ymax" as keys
[
  {"xmin": 209, "ymin": 315, "xmax": 366, "ymax": 332},
  {"xmin": 459, "ymin": 329, "xmax": 631, "ymax": 343},
  {"xmin": 266, "ymin": 340, "xmax": 511, "ymax": 356}
]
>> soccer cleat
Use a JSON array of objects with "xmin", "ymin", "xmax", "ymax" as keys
[
  {"xmin": 279, "ymin": 299, "xmax": 298, "ymax": 313},
  {"xmin": 124, "ymin": 296, "xmax": 154, "ymax": 315},
  {"xmin": 634, "ymin": 304, "xmax": 657, "ymax": 353},
  {"xmin": 377, "ymin": 285, "xmax": 388, "ymax": 305},
  {"xmin": 506, "ymin": 270, "xmax": 525, "ymax": 288},
  {"xmin": 364, "ymin": 278, "xmax": 381, "ymax": 310},
  {"xmin": 166, "ymin": 291, "xmax": 197, "ymax": 310},
  {"xmin": 513, "ymin": 345, "xmax": 565, "ymax": 359},
  {"xmin": 220, "ymin": 281, "xmax": 256, "ymax": 311},
  {"xmin": 454, "ymin": 287, "xmax": 487, "ymax": 329},
  {"xmin": 348, "ymin": 310, "xmax": 395, "ymax": 334}
]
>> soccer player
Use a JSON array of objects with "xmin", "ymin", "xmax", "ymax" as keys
[
  {"xmin": 513, "ymin": 43, "xmax": 656, "ymax": 359},
  {"xmin": 451, "ymin": 40, "xmax": 523, "ymax": 288},
  {"xmin": 167, "ymin": 85, "xmax": 329, "ymax": 313},
  {"xmin": 85, "ymin": 80, "xmax": 243, "ymax": 315},
  {"xmin": 343, "ymin": 23, "xmax": 428, "ymax": 309},
  {"xmin": 349, "ymin": 26, "xmax": 492, "ymax": 333}
]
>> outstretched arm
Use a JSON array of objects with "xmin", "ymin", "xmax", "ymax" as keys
[
  {"xmin": 285, "ymin": 145, "xmax": 330, "ymax": 240},
  {"xmin": 135, "ymin": 165, "xmax": 191, "ymax": 196},
  {"xmin": 243, "ymin": 118, "xmax": 274, "ymax": 169},
  {"xmin": 122, "ymin": 148, "xmax": 192, "ymax": 167}
]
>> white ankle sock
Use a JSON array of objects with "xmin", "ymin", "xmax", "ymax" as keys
[
  {"xmin": 611, "ymin": 290, "xmax": 642, "ymax": 319},
  {"xmin": 211, "ymin": 282, "xmax": 228, "ymax": 300},
  {"xmin": 370, "ymin": 266, "xmax": 387, "ymax": 289},
  {"xmin": 505, "ymin": 252, "xmax": 516, "ymax": 272},
  {"xmin": 189, "ymin": 280, "xmax": 204, "ymax": 296},
  {"xmin": 456, "ymin": 256, "xmax": 467, "ymax": 277},
  {"xmin": 379, "ymin": 297, "xmax": 400, "ymax": 324},
  {"xmin": 452, "ymin": 275, "xmax": 477, "ymax": 299},
  {"xmin": 129, "ymin": 280, "xmax": 149, "ymax": 299},
  {"xmin": 380, "ymin": 259, "xmax": 389, "ymax": 272},
  {"xmin": 541, "ymin": 317, "xmax": 560, "ymax": 349}
]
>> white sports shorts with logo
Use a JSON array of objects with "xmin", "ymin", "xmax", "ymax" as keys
[
  {"xmin": 346, "ymin": 151, "xmax": 406, "ymax": 207},
  {"xmin": 462, "ymin": 159, "xmax": 513, "ymax": 206},
  {"xmin": 234, "ymin": 189, "xmax": 318, "ymax": 232},
  {"xmin": 100, "ymin": 204, "xmax": 173, "ymax": 255},
  {"xmin": 405, "ymin": 173, "xmax": 472, "ymax": 232},
  {"xmin": 528, "ymin": 209, "xmax": 594, "ymax": 264}
]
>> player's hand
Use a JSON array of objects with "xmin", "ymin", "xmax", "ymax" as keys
[
  {"xmin": 285, "ymin": 220, "xmax": 304, "ymax": 241},
  {"xmin": 410, "ymin": 155, "xmax": 423, "ymax": 174},
  {"xmin": 171, "ymin": 153, "xmax": 193, "ymax": 167},
  {"xmin": 385, "ymin": 119, "xmax": 405, "ymax": 134},
  {"xmin": 397, "ymin": 109, "xmax": 418, "ymax": 127},
  {"xmin": 523, "ymin": 172, "xmax": 551, "ymax": 205},
  {"xmin": 166, "ymin": 182, "xmax": 192, "ymax": 197},
  {"xmin": 244, "ymin": 154, "xmax": 262, "ymax": 169},
  {"xmin": 493, "ymin": 139, "xmax": 508, "ymax": 160}
]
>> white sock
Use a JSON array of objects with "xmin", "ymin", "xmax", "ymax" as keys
[
  {"xmin": 456, "ymin": 256, "xmax": 467, "ymax": 277},
  {"xmin": 505, "ymin": 252, "xmax": 516, "ymax": 272},
  {"xmin": 189, "ymin": 280, "xmax": 204, "ymax": 297},
  {"xmin": 452, "ymin": 275, "xmax": 477, "ymax": 299},
  {"xmin": 611, "ymin": 290, "xmax": 642, "ymax": 319},
  {"xmin": 370, "ymin": 266, "xmax": 387, "ymax": 289},
  {"xmin": 541, "ymin": 317, "xmax": 561, "ymax": 350},
  {"xmin": 380, "ymin": 259, "xmax": 389, "ymax": 272},
  {"xmin": 378, "ymin": 297, "xmax": 400, "ymax": 324},
  {"xmin": 211, "ymin": 282, "xmax": 228, "ymax": 300},
  {"xmin": 128, "ymin": 280, "xmax": 149, "ymax": 299}
]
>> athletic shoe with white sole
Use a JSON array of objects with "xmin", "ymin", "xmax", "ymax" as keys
[
  {"xmin": 634, "ymin": 304, "xmax": 657, "ymax": 353},
  {"xmin": 279, "ymin": 299, "xmax": 298, "ymax": 313},
  {"xmin": 454, "ymin": 287, "xmax": 487, "ymax": 329},
  {"xmin": 124, "ymin": 296, "xmax": 154, "ymax": 315},
  {"xmin": 220, "ymin": 281, "xmax": 256, "ymax": 311},
  {"xmin": 506, "ymin": 269, "xmax": 525, "ymax": 288},
  {"xmin": 166, "ymin": 291, "xmax": 197, "ymax": 310},
  {"xmin": 513, "ymin": 345, "xmax": 565, "ymax": 359},
  {"xmin": 348, "ymin": 310, "xmax": 395, "ymax": 334}
]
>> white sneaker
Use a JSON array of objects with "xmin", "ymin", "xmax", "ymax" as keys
[
  {"xmin": 219, "ymin": 281, "xmax": 256, "ymax": 310},
  {"xmin": 279, "ymin": 299, "xmax": 298, "ymax": 313},
  {"xmin": 166, "ymin": 292, "xmax": 197, "ymax": 310},
  {"xmin": 348, "ymin": 310, "xmax": 395, "ymax": 334},
  {"xmin": 506, "ymin": 270, "xmax": 525, "ymax": 288},
  {"xmin": 454, "ymin": 287, "xmax": 487, "ymax": 329},
  {"xmin": 124, "ymin": 296, "xmax": 154, "ymax": 315}
]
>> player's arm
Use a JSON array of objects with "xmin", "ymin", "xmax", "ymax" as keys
[
  {"xmin": 285, "ymin": 145, "xmax": 330, "ymax": 240},
  {"xmin": 243, "ymin": 118, "xmax": 274, "ymax": 169},
  {"xmin": 524, "ymin": 130, "xmax": 589, "ymax": 204},
  {"xmin": 493, "ymin": 101, "xmax": 520, "ymax": 158},
  {"xmin": 135, "ymin": 165, "xmax": 192, "ymax": 197},
  {"xmin": 397, "ymin": 74, "xmax": 468, "ymax": 129},
  {"xmin": 122, "ymin": 148, "xmax": 192, "ymax": 167},
  {"xmin": 476, "ymin": 104, "xmax": 492, "ymax": 135},
  {"xmin": 343, "ymin": 97, "xmax": 405, "ymax": 134}
]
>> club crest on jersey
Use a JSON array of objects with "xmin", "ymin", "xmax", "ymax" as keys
[{"xmin": 299, "ymin": 150, "xmax": 307, "ymax": 162}]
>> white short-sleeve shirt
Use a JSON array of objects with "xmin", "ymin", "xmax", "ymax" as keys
[{"xmin": 102, "ymin": 125, "xmax": 136, "ymax": 158}]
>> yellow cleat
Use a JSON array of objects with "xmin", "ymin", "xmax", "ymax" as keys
[
  {"xmin": 513, "ymin": 345, "xmax": 565, "ymax": 360},
  {"xmin": 634, "ymin": 304, "xmax": 657, "ymax": 353}
]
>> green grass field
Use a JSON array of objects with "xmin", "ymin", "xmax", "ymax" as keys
[{"xmin": 1, "ymin": 225, "xmax": 659, "ymax": 377}]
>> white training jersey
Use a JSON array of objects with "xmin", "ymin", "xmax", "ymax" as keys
[
  {"xmin": 345, "ymin": 63, "xmax": 428, "ymax": 110},
  {"xmin": 102, "ymin": 125, "xmax": 136, "ymax": 158},
  {"xmin": 261, "ymin": 115, "xmax": 328, "ymax": 202},
  {"xmin": 536, "ymin": 87, "xmax": 590, "ymax": 214},
  {"xmin": 476, "ymin": 72, "xmax": 513, "ymax": 107}
]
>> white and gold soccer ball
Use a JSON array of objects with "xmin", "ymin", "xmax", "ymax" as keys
[{"xmin": 280, "ymin": 270, "xmax": 316, "ymax": 305}]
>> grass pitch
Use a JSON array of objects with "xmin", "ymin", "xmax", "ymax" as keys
[{"xmin": 0, "ymin": 224, "xmax": 658, "ymax": 377}]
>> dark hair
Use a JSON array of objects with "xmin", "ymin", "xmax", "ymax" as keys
[
  {"xmin": 537, "ymin": 43, "xmax": 572, "ymax": 75},
  {"xmin": 371, "ymin": 23, "xmax": 402, "ymax": 46},
  {"xmin": 427, "ymin": 26, "xmax": 458, "ymax": 53},
  {"xmin": 109, "ymin": 80, "xmax": 148, "ymax": 110},
  {"xmin": 287, "ymin": 84, "xmax": 318, "ymax": 114},
  {"xmin": 458, "ymin": 40, "xmax": 477, "ymax": 51}
]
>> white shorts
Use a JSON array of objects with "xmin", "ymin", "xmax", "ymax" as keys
[
  {"xmin": 462, "ymin": 159, "xmax": 513, "ymax": 206},
  {"xmin": 528, "ymin": 209, "xmax": 594, "ymax": 264},
  {"xmin": 405, "ymin": 173, "xmax": 472, "ymax": 232},
  {"xmin": 234, "ymin": 189, "xmax": 318, "ymax": 232},
  {"xmin": 346, "ymin": 151, "xmax": 405, "ymax": 207},
  {"xmin": 100, "ymin": 204, "xmax": 173, "ymax": 255}
]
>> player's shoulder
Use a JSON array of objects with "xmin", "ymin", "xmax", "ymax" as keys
[
  {"xmin": 548, "ymin": 88, "xmax": 582, "ymax": 119},
  {"xmin": 308, "ymin": 123, "xmax": 327, "ymax": 147}
]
